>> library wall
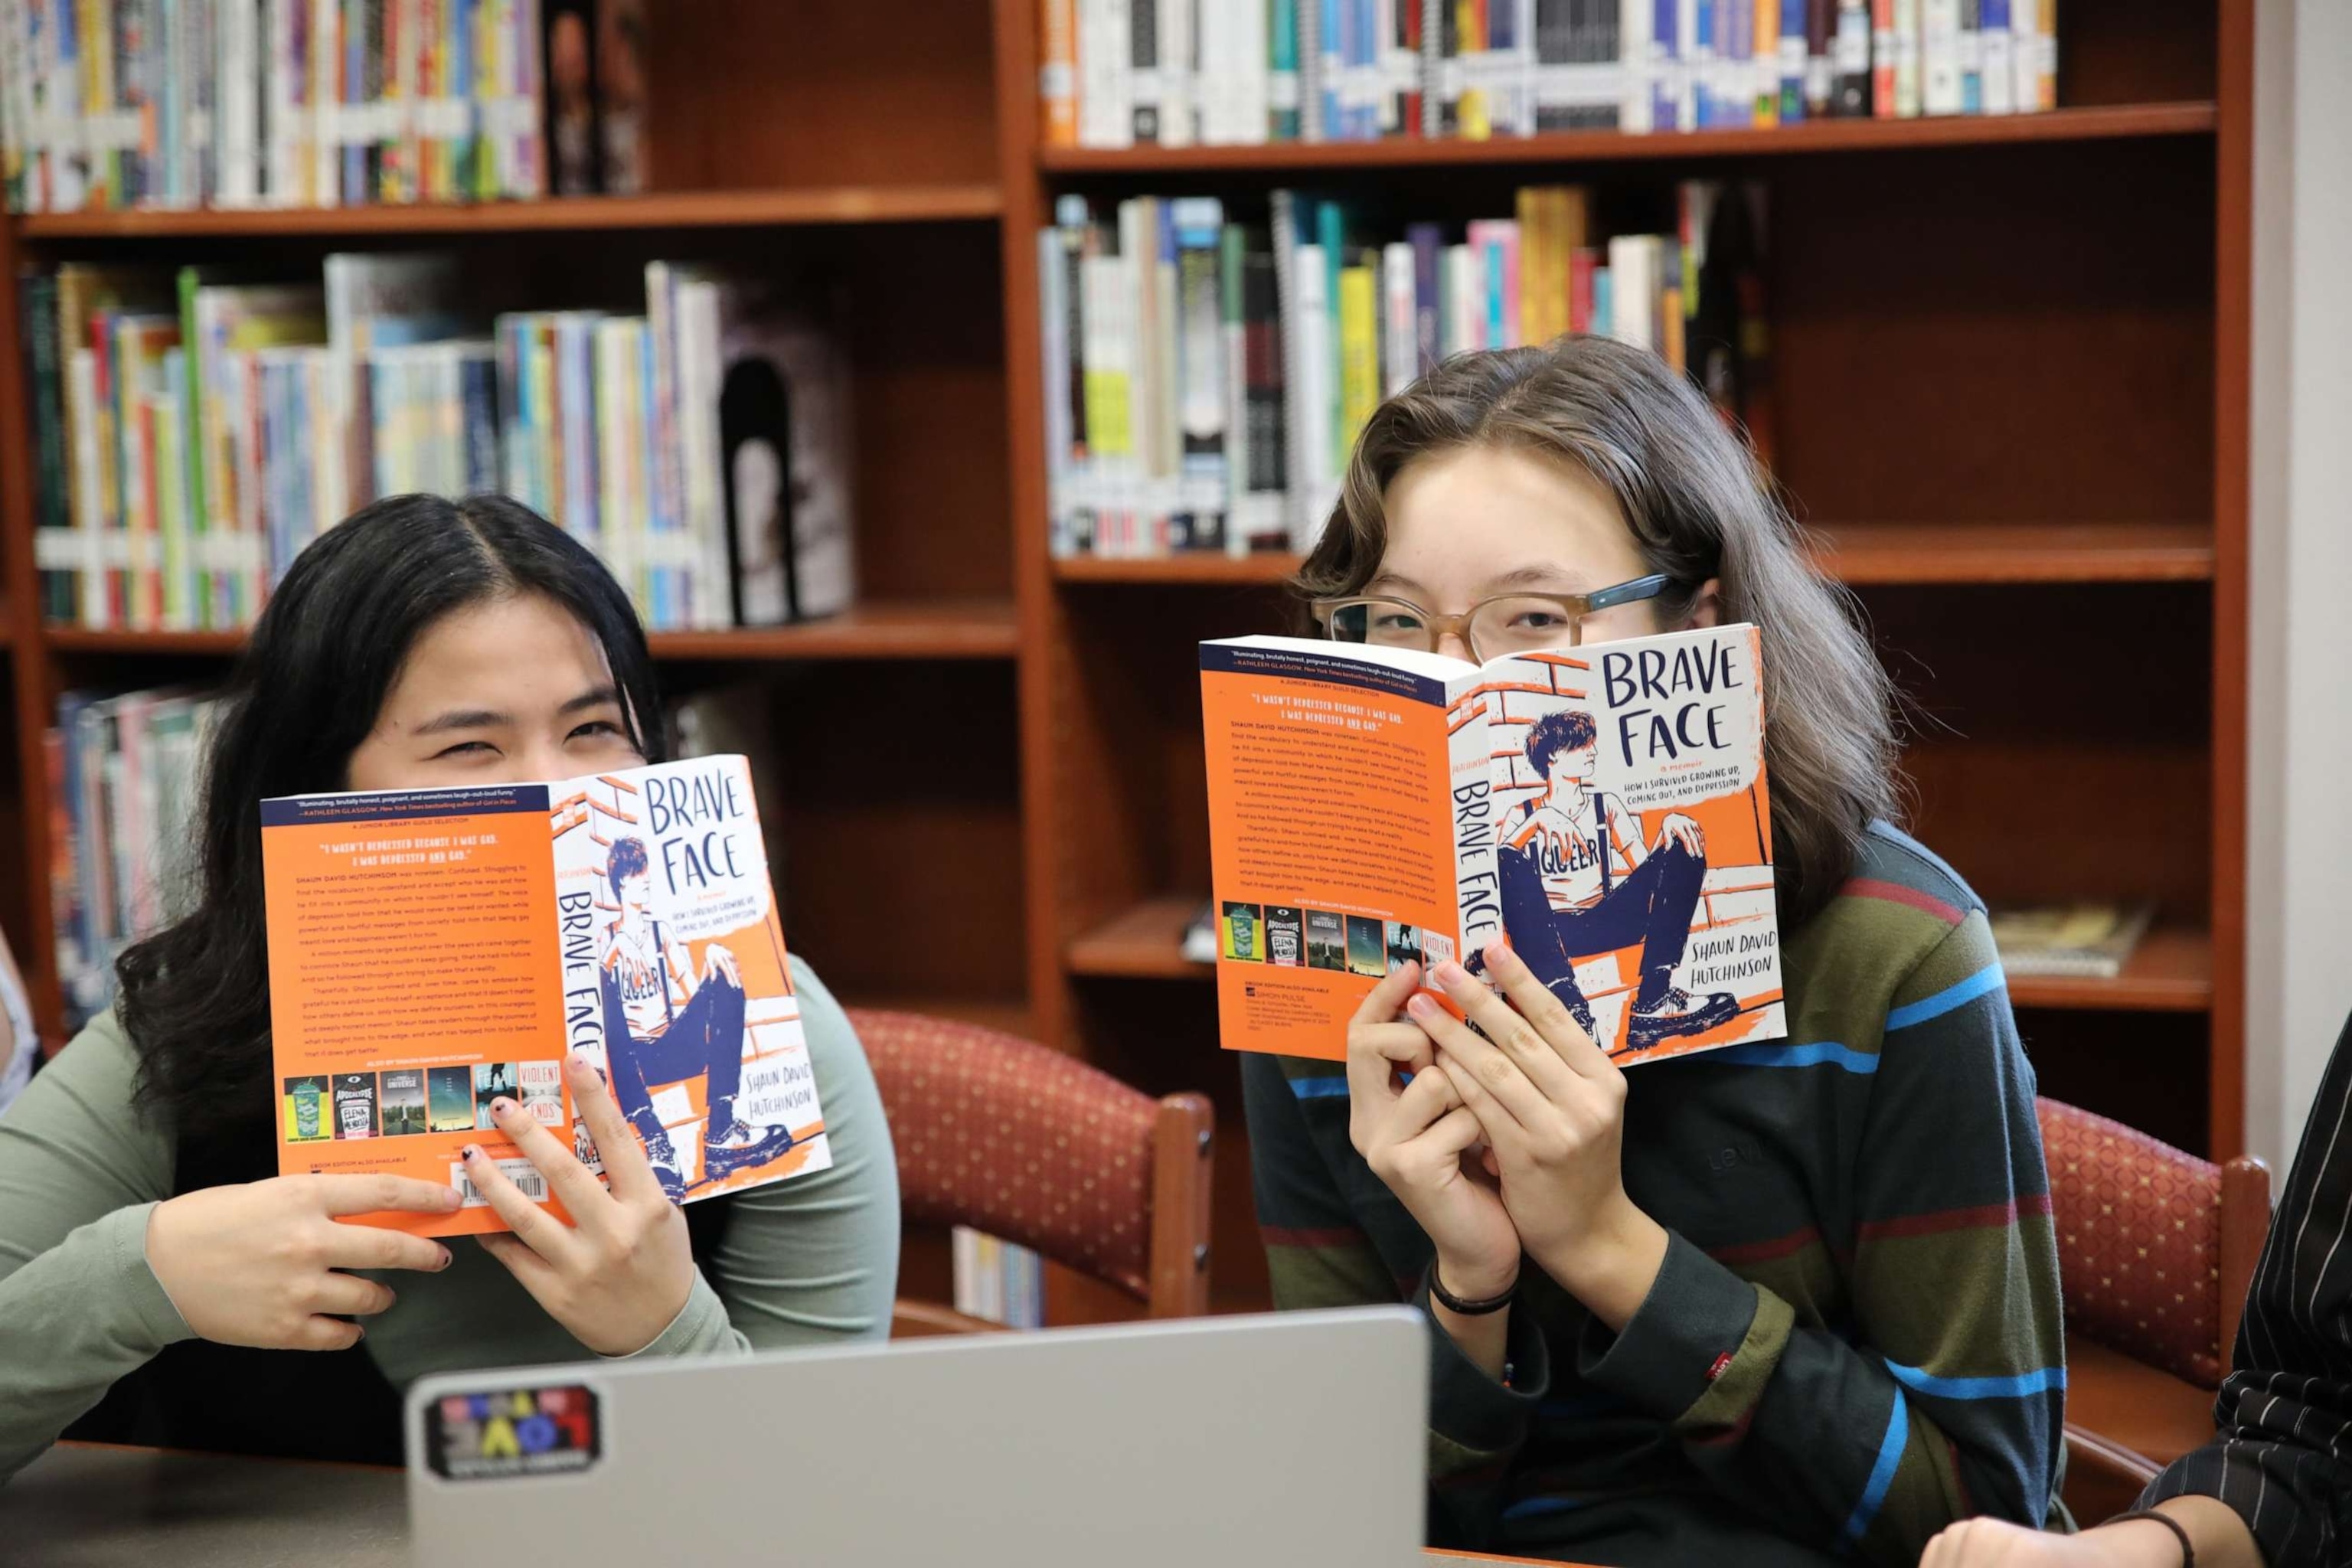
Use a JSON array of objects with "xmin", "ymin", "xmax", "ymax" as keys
[{"xmin": 2245, "ymin": 0, "xmax": 2352, "ymax": 1168}]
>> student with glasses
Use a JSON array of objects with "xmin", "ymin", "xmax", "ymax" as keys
[{"xmin": 1243, "ymin": 335, "xmax": 2066, "ymax": 1566}]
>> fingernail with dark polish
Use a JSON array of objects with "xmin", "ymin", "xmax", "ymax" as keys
[
  {"xmin": 491, "ymin": 1098, "xmax": 514, "ymax": 1117},
  {"xmin": 461, "ymin": 1145, "xmax": 481, "ymax": 1161}
]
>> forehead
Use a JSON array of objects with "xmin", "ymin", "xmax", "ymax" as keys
[
  {"xmin": 377, "ymin": 595, "xmax": 616, "ymax": 717},
  {"xmin": 1370, "ymin": 445, "xmax": 1643, "ymax": 600}
]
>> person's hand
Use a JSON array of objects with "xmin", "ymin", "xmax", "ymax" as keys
[
  {"xmin": 1346, "ymin": 961, "xmax": 1521, "ymax": 1300},
  {"xmin": 1922, "ymin": 1517, "xmax": 2191, "ymax": 1568},
  {"xmin": 145, "ymin": 1174, "xmax": 460, "ymax": 1350},
  {"xmin": 1658, "ymin": 812, "xmax": 1705, "ymax": 855},
  {"xmin": 466, "ymin": 1052, "xmax": 695, "ymax": 1355},
  {"xmin": 701, "ymin": 943, "xmax": 740, "ymax": 986},
  {"xmin": 1420, "ymin": 938, "xmax": 1668, "ymax": 1331}
]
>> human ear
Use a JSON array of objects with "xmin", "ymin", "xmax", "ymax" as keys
[{"xmin": 1684, "ymin": 577, "xmax": 1723, "ymax": 630}]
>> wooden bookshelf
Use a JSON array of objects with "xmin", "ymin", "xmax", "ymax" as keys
[
  {"xmin": 0, "ymin": 0, "xmax": 2260, "ymax": 1331},
  {"xmin": 1040, "ymin": 103, "xmax": 2218, "ymax": 175},
  {"xmin": 11, "ymin": 185, "xmax": 1006, "ymax": 240},
  {"xmin": 2008, "ymin": 926, "xmax": 2215, "ymax": 1013},
  {"xmin": 1053, "ymin": 522, "xmax": 2216, "ymax": 589}
]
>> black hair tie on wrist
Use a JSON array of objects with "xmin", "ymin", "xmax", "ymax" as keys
[
  {"xmin": 2109, "ymin": 1509, "xmax": 2194, "ymax": 1568},
  {"xmin": 1430, "ymin": 1266, "xmax": 1517, "ymax": 1316}
]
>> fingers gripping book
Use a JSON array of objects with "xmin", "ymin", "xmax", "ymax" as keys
[
  {"xmin": 262, "ymin": 756, "xmax": 831, "ymax": 1238},
  {"xmin": 1201, "ymin": 626, "xmax": 1787, "ymax": 1064}
]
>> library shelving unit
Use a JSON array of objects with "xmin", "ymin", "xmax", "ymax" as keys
[{"xmin": 0, "ymin": 0, "xmax": 2252, "ymax": 1323}]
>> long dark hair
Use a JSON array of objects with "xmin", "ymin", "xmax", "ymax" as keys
[
  {"xmin": 117, "ymin": 495, "xmax": 667, "ymax": 1152},
  {"xmin": 1298, "ymin": 335, "xmax": 1901, "ymax": 926}
]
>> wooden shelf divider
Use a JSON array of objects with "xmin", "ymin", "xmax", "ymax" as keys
[
  {"xmin": 1067, "ymin": 894, "xmax": 1213, "ymax": 979},
  {"xmin": 40, "ymin": 599, "xmax": 1021, "ymax": 662},
  {"xmin": 1052, "ymin": 521, "xmax": 2215, "ymax": 590},
  {"xmin": 12, "ymin": 185, "xmax": 1005, "ymax": 240},
  {"xmin": 1040, "ymin": 103, "xmax": 2217, "ymax": 176}
]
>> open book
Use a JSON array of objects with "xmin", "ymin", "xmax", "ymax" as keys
[
  {"xmin": 261, "ymin": 756, "xmax": 829, "ymax": 1238},
  {"xmin": 1200, "ymin": 626, "xmax": 1787, "ymax": 1066}
]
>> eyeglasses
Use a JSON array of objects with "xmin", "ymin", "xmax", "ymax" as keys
[{"xmin": 1312, "ymin": 574, "xmax": 1684, "ymax": 662}]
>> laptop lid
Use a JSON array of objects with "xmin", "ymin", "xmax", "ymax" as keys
[{"xmin": 406, "ymin": 1305, "xmax": 1426, "ymax": 1567}]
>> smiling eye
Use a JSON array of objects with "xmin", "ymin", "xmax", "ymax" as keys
[
  {"xmin": 569, "ymin": 719, "xmax": 626, "ymax": 742},
  {"xmin": 430, "ymin": 740, "xmax": 498, "ymax": 760}
]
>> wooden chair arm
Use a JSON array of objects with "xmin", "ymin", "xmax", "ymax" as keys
[
  {"xmin": 890, "ymin": 1299, "xmax": 1017, "ymax": 1339},
  {"xmin": 2062, "ymin": 1422, "xmax": 2164, "ymax": 1527}
]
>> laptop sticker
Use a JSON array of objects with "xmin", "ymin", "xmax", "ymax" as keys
[{"xmin": 425, "ymin": 1383, "xmax": 602, "ymax": 1481}]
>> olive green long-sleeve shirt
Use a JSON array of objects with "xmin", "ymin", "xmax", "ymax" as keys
[{"xmin": 0, "ymin": 956, "xmax": 899, "ymax": 1484}]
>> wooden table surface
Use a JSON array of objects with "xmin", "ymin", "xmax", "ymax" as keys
[{"xmin": 5, "ymin": 1443, "xmax": 1584, "ymax": 1566}]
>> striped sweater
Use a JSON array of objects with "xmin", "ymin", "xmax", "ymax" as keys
[
  {"xmin": 2141, "ymin": 1008, "xmax": 2352, "ymax": 1563},
  {"xmin": 1241, "ymin": 823, "xmax": 2064, "ymax": 1566}
]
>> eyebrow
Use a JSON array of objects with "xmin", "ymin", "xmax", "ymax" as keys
[
  {"xmin": 1359, "ymin": 565, "xmax": 1592, "ymax": 598},
  {"xmin": 410, "ymin": 685, "xmax": 623, "ymax": 738}
]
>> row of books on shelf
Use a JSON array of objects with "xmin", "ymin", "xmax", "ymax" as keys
[
  {"xmin": 1041, "ymin": 0, "xmax": 2060, "ymax": 149},
  {"xmin": 24, "ymin": 253, "xmax": 854, "ymax": 632},
  {"xmin": 0, "ymin": 0, "xmax": 652, "ymax": 213},
  {"xmin": 952, "ymin": 1226, "xmax": 1047, "ymax": 1330},
  {"xmin": 1038, "ymin": 180, "xmax": 1767, "ymax": 559}
]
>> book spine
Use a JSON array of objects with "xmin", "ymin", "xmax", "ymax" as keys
[
  {"xmin": 1040, "ymin": 0, "xmax": 1078, "ymax": 145},
  {"xmin": 1957, "ymin": 0, "xmax": 1978, "ymax": 111},
  {"xmin": 1380, "ymin": 239, "xmax": 1413, "ymax": 394},
  {"xmin": 1852, "ymin": 0, "xmax": 1878, "ymax": 116},
  {"xmin": 1446, "ymin": 671, "xmax": 1498, "ymax": 962},
  {"xmin": 1775, "ymin": 0, "xmax": 1803, "ymax": 119},
  {"xmin": 1159, "ymin": 0, "xmax": 1193, "ymax": 145},
  {"xmin": 1978, "ymin": 0, "xmax": 2007, "ymax": 113},
  {"xmin": 1919, "ymin": 0, "xmax": 1955, "ymax": 113},
  {"xmin": 2030, "ymin": 0, "xmax": 2051, "ymax": 110},
  {"xmin": 1172, "ymin": 203, "xmax": 1225, "ymax": 550},
  {"xmin": 1569, "ymin": 243, "xmax": 1596, "ymax": 333},
  {"xmin": 1269, "ymin": 0, "xmax": 1298, "ymax": 138},
  {"xmin": 24, "ymin": 273, "xmax": 73, "ymax": 620},
  {"xmin": 1891, "ymin": 0, "xmax": 1917, "ymax": 115}
]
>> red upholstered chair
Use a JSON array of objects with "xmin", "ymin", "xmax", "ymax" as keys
[
  {"xmin": 2037, "ymin": 1097, "xmax": 2271, "ymax": 1524},
  {"xmin": 847, "ymin": 1008, "xmax": 1215, "ymax": 1334}
]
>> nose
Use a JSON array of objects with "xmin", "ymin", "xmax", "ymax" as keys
[{"xmin": 1436, "ymin": 630, "xmax": 1474, "ymax": 662}]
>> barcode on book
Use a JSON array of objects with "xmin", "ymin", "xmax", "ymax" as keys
[{"xmin": 449, "ymin": 1159, "xmax": 549, "ymax": 1207}]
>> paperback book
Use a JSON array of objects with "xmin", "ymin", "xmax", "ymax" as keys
[
  {"xmin": 261, "ymin": 754, "xmax": 830, "ymax": 1237},
  {"xmin": 1201, "ymin": 624, "xmax": 1785, "ymax": 1063}
]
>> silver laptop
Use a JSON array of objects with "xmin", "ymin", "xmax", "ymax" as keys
[{"xmin": 407, "ymin": 1306, "xmax": 1426, "ymax": 1567}]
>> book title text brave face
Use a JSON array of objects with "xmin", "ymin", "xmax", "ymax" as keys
[
  {"xmin": 262, "ymin": 755, "xmax": 829, "ymax": 1239},
  {"xmin": 1202, "ymin": 625, "xmax": 1786, "ymax": 1065}
]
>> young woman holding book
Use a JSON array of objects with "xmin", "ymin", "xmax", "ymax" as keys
[
  {"xmin": 0, "ymin": 495, "xmax": 900, "ymax": 1482},
  {"xmin": 1243, "ymin": 335, "xmax": 2064, "ymax": 1566}
]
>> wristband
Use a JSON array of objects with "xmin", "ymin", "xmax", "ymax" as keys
[
  {"xmin": 2108, "ymin": 1509, "xmax": 2194, "ymax": 1568},
  {"xmin": 1430, "ymin": 1265, "xmax": 1517, "ymax": 1316}
]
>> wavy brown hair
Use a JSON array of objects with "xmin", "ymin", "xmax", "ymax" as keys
[{"xmin": 1296, "ymin": 335, "xmax": 1900, "ymax": 926}]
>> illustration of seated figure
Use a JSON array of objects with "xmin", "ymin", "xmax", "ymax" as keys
[
  {"xmin": 598, "ymin": 835, "xmax": 791, "ymax": 1198},
  {"xmin": 1494, "ymin": 708, "xmax": 1740, "ymax": 1051}
]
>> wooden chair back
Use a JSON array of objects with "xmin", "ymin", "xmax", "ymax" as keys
[{"xmin": 848, "ymin": 1008, "xmax": 1214, "ymax": 1334}]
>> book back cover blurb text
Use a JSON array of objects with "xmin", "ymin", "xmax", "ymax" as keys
[
  {"xmin": 1201, "ymin": 642, "xmax": 1462, "ymax": 1060},
  {"xmin": 262, "ymin": 786, "xmax": 567, "ymax": 1238}
]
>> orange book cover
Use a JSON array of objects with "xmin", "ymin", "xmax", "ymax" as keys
[
  {"xmin": 262, "ymin": 754, "xmax": 831, "ymax": 1238},
  {"xmin": 1201, "ymin": 626, "xmax": 1786, "ymax": 1065}
]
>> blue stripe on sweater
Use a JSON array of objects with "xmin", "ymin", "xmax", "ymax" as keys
[
  {"xmin": 1841, "ymin": 1389, "xmax": 1909, "ymax": 1547},
  {"xmin": 1288, "ymin": 1076, "xmax": 1348, "ymax": 1099},
  {"xmin": 1501, "ymin": 1494, "xmax": 1585, "ymax": 1521},
  {"xmin": 1883, "ymin": 1360, "xmax": 2067, "ymax": 1400},
  {"xmin": 1710, "ymin": 1040, "xmax": 1880, "ymax": 1075},
  {"xmin": 1885, "ymin": 962, "xmax": 2007, "ymax": 1031}
]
